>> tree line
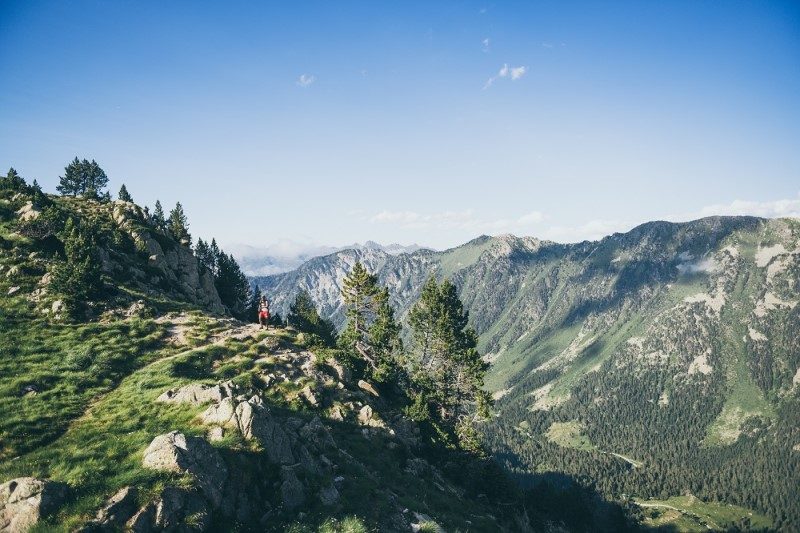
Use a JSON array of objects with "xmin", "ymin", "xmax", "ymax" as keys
[{"xmin": 281, "ymin": 262, "xmax": 492, "ymax": 449}]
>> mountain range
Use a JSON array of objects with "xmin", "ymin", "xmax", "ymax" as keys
[
  {"xmin": 253, "ymin": 216, "xmax": 800, "ymax": 530},
  {"xmin": 229, "ymin": 241, "xmax": 428, "ymax": 276}
]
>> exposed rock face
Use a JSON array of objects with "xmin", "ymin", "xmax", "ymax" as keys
[
  {"xmin": 15, "ymin": 202, "xmax": 40, "ymax": 222},
  {"xmin": 0, "ymin": 477, "xmax": 67, "ymax": 533},
  {"xmin": 110, "ymin": 201, "xmax": 225, "ymax": 314},
  {"xmin": 142, "ymin": 432, "xmax": 227, "ymax": 507},
  {"xmin": 127, "ymin": 487, "xmax": 210, "ymax": 532},
  {"xmin": 157, "ymin": 381, "xmax": 239, "ymax": 405},
  {"xmin": 202, "ymin": 397, "xmax": 295, "ymax": 465},
  {"xmin": 279, "ymin": 467, "xmax": 305, "ymax": 510}
]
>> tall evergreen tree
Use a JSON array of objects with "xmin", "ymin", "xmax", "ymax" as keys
[
  {"xmin": 209, "ymin": 239, "xmax": 221, "ymax": 274},
  {"xmin": 50, "ymin": 218, "xmax": 103, "ymax": 316},
  {"xmin": 339, "ymin": 262, "xmax": 402, "ymax": 381},
  {"xmin": 195, "ymin": 238, "xmax": 213, "ymax": 272},
  {"xmin": 245, "ymin": 285, "xmax": 263, "ymax": 324},
  {"xmin": 408, "ymin": 276, "xmax": 491, "ymax": 436},
  {"xmin": 151, "ymin": 200, "xmax": 166, "ymax": 230},
  {"xmin": 118, "ymin": 184, "xmax": 133, "ymax": 202},
  {"xmin": 287, "ymin": 291, "xmax": 337, "ymax": 347},
  {"xmin": 214, "ymin": 252, "xmax": 250, "ymax": 318},
  {"xmin": 56, "ymin": 158, "xmax": 109, "ymax": 197},
  {"xmin": 1, "ymin": 167, "xmax": 26, "ymax": 190},
  {"xmin": 168, "ymin": 202, "xmax": 191, "ymax": 245}
]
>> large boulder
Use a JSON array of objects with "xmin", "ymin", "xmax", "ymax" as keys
[
  {"xmin": 234, "ymin": 399, "xmax": 295, "ymax": 465},
  {"xmin": 202, "ymin": 397, "xmax": 295, "ymax": 465},
  {"xmin": 157, "ymin": 381, "xmax": 239, "ymax": 405},
  {"xmin": 142, "ymin": 432, "xmax": 227, "ymax": 507},
  {"xmin": 0, "ymin": 477, "xmax": 67, "ymax": 532}
]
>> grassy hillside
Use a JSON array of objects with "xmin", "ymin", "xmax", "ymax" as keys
[{"xmin": 2, "ymin": 186, "xmax": 642, "ymax": 532}]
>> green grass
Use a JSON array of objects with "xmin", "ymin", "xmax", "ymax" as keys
[
  {"xmin": 635, "ymin": 495, "xmax": 772, "ymax": 532},
  {"xmin": 545, "ymin": 421, "xmax": 596, "ymax": 452}
]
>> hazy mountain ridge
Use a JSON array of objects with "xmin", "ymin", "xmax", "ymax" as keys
[
  {"xmin": 255, "ymin": 215, "xmax": 800, "ymax": 529},
  {"xmin": 231, "ymin": 241, "xmax": 429, "ymax": 276}
]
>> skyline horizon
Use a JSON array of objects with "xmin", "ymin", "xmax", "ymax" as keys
[{"xmin": 2, "ymin": 1, "xmax": 799, "ymax": 251}]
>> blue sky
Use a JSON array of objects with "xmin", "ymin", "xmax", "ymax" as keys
[{"xmin": 1, "ymin": 1, "xmax": 799, "ymax": 252}]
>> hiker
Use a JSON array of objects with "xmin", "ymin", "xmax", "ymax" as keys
[{"xmin": 258, "ymin": 296, "xmax": 270, "ymax": 328}]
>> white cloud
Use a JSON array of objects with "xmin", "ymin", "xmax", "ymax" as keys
[
  {"xmin": 484, "ymin": 63, "xmax": 528, "ymax": 89},
  {"xmin": 509, "ymin": 66, "xmax": 527, "ymax": 80},
  {"xmin": 296, "ymin": 74, "xmax": 316, "ymax": 87},
  {"xmin": 367, "ymin": 209, "xmax": 546, "ymax": 233},
  {"xmin": 482, "ymin": 38, "xmax": 490, "ymax": 52},
  {"xmin": 667, "ymin": 193, "xmax": 800, "ymax": 221}
]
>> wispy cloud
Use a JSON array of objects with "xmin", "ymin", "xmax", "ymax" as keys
[
  {"xmin": 366, "ymin": 209, "xmax": 546, "ymax": 233},
  {"xmin": 667, "ymin": 193, "xmax": 800, "ymax": 221},
  {"xmin": 484, "ymin": 63, "xmax": 527, "ymax": 89},
  {"xmin": 296, "ymin": 74, "xmax": 316, "ymax": 87},
  {"xmin": 482, "ymin": 38, "xmax": 490, "ymax": 52}
]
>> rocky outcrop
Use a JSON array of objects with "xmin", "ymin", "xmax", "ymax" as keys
[
  {"xmin": 142, "ymin": 432, "xmax": 227, "ymax": 507},
  {"xmin": 157, "ymin": 381, "xmax": 239, "ymax": 405},
  {"xmin": 279, "ymin": 467, "xmax": 305, "ymax": 510},
  {"xmin": 0, "ymin": 477, "xmax": 67, "ymax": 532},
  {"xmin": 127, "ymin": 487, "xmax": 210, "ymax": 532},
  {"xmin": 202, "ymin": 396, "xmax": 296, "ymax": 465},
  {"xmin": 110, "ymin": 201, "xmax": 225, "ymax": 314}
]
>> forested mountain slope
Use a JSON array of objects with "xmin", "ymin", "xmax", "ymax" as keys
[{"xmin": 256, "ymin": 216, "xmax": 800, "ymax": 530}]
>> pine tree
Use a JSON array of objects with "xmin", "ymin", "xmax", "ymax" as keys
[
  {"xmin": 288, "ymin": 291, "xmax": 337, "ymax": 347},
  {"xmin": 209, "ymin": 239, "xmax": 221, "ymax": 274},
  {"xmin": 214, "ymin": 252, "xmax": 250, "ymax": 318},
  {"xmin": 1, "ymin": 167, "xmax": 26, "ymax": 190},
  {"xmin": 368, "ymin": 287, "xmax": 404, "ymax": 382},
  {"xmin": 195, "ymin": 238, "xmax": 212, "ymax": 272},
  {"xmin": 408, "ymin": 276, "xmax": 491, "ymax": 434},
  {"xmin": 118, "ymin": 184, "xmax": 133, "ymax": 202},
  {"xmin": 152, "ymin": 200, "xmax": 166, "ymax": 230},
  {"xmin": 245, "ymin": 285, "xmax": 263, "ymax": 324},
  {"xmin": 168, "ymin": 202, "xmax": 191, "ymax": 245},
  {"xmin": 339, "ymin": 262, "xmax": 401, "ymax": 381},
  {"xmin": 57, "ymin": 158, "xmax": 109, "ymax": 198},
  {"xmin": 50, "ymin": 218, "xmax": 103, "ymax": 317}
]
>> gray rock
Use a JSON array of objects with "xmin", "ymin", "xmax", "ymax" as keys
[
  {"xmin": 158, "ymin": 381, "xmax": 238, "ymax": 405},
  {"xmin": 318, "ymin": 484, "xmax": 339, "ymax": 506},
  {"xmin": 299, "ymin": 416, "xmax": 337, "ymax": 451},
  {"xmin": 142, "ymin": 432, "xmax": 227, "ymax": 507},
  {"xmin": 327, "ymin": 359, "xmax": 351, "ymax": 383},
  {"xmin": 279, "ymin": 468, "xmax": 305, "ymax": 510},
  {"xmin": 300, "ymin": 385, "xmax": 318, "ymax": 406},
  {"xmin": 0, "ymin": 477, "xmax": 67, "ymax": 533},
  {"xmin": 207, "ymin": 426, "xmax": 225, "ymax": 442},
  {"xmin": 357, "ymin": 405, "xmax": 385, "ymax": 428},
  {"xmin": 6, "ymin": 286, "xmax": 19, "ymax": 296},
  {"xmin": 234, "ymin": 400, "xmax": 295, "ymax": 465},
  {"xmin": 200, "ymin": 397, "xmax": 236, "ymax": 426},
  {"xmin": 128, "ymin": 487, "xmax": 210, "ymax": 532},
  {"xmin": 357, "ymin": 380, "xmax": 380, "ymax": 397}
]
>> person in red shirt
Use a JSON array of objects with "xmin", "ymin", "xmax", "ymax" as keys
[{"xmin": 258, "ymin": 296, "xmax": 270, "ymax": 328}]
